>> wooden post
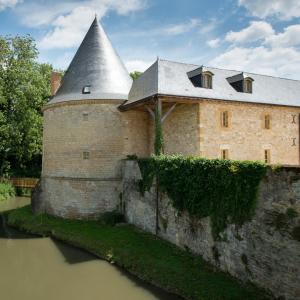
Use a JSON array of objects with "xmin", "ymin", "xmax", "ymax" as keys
[
  {"xmin": 154, "ymin": 98, "xmax": 163, "ymax": 155},
  {"xmin": 298, "ymin": 114, "xmax": 300, "ymax": 165}
]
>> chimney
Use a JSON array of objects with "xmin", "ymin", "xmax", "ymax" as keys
[{"xmin": 51, "ymin": 72, "xmax": 62, "ymax": 96}]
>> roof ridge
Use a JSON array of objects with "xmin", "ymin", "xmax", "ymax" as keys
[{"xmin": 157, "ymin": 58, "xmax": 300, "ymax": 82}]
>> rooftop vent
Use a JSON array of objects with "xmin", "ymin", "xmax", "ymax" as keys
[
  {"xmin": 82, "ymin": 85, "xmax": 91, "ymax": 94},
  {"xmin": 227, "ymin": 73, "xmax": 254, "ymax": 93},
  {"xmin": 187, "ymin": 67, "xmax": 214, "ymax": 89}
]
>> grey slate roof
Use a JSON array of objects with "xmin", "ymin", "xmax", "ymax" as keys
[
  {"xmin": 124, "ymin": 59, "xmax": 300, "ymax": 108},
  {"xmin": 48, "ymin": 17, "xmax": 132, "ymax": 104}
]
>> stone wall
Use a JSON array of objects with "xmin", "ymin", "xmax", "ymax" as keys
[
  {"xmin": 148, "ymin": 103, "xmax": 200, "ymax": 155},
  {"xmin": 123, "ymin": 161, "xmax": 300, "ymax": 300},
  {"xmin": 38, "ymin": 101, "xmax": 148, "ymax": 218},
  {"xmin": 199, "ymin": 100, "xmax": 300, "ymax": 164}
]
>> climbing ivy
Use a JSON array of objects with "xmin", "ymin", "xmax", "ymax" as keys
[
  {"xmin": 137, "ymin": 155, "xmax": 268, "ymax": 238},
  {"xmin": 154, "ymin": 105, "xmax": 164, "ymax": 155}
]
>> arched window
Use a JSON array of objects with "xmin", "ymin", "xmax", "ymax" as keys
[
  {"xmin": 202, "ymin": 73, "xmax": 213, "ymax": 89},
  {"xmin": 244, "ymin": 79, "xmax": 252, "ymax": 93},
  {"xmin": 264, "ymin": 114, "xmax": 271, "ymax": 129},
  {"xmin": 221, "ymin": 111, "xmax": 229, "ymax": 128}
]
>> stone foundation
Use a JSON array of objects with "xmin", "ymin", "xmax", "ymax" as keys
[
  {"xmin": 123, "ymin": 161, "xmax": 300, "ymax": 300},
  {"xmin": 33, "ymin": 176, "xmax": 121, "ymax": 219}
]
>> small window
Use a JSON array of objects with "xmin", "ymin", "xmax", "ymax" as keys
[
  {"xmin": 264, "ymin": 114, "xmax": 271, "ymax": 129},
  {"xmin": 244, "ymin": 79, "xmax": 252, "ymax": 93},
  {"xmin": 83, "ymin": 151, "xmax": 90, "ymax": 160},
  {"xmin": 83, "ymin": 112, "xmax": 89, "ymax": 121},
  {"xmin": 203, "ymin": 73, "xmax": 212, "ymax": 89},
  {"xmin": 82, "ymin": 85, "xmax": 91, "ymax": 94},
  {"xmin": 264, "ymin": 150, "xmax": 270, "ymax": 164},
  {"xmin": 221, "ymin": 111, "xmax": 229, "ymax": 128},
  {"xmin": 221, "ymin": 149, "xmax": 229, "ymax": 160}
]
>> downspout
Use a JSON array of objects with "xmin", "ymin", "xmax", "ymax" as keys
[
  {"xmin": 299, "ymin": 114, "xmax": 300, "ymax": 165},
  {"xmin": 154, "ymin": 98, "xmax": 163, "ymax": 235}
]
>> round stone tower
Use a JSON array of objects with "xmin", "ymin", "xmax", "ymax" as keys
[{"xmin": 34, "ymin": 17, "xmax": 147, "ymax": 219}]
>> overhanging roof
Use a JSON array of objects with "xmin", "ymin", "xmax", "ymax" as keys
[{"xmin": 121, "ymin": 59, "xmax": 300, "ymax": 108}]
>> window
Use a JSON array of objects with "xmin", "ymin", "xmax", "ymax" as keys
[
  {"xmin": 244, "ymin": 79, "xmax": 252, "ymax": 93},
  {"xmin": 264, "ymin": 114, "xmax": 271, "ymax": 129},
  {"xmin": 83, "ymin": 112, "xmax": 89, "ymax": 121},
  {"xmin": 82, "ymin": 85, "xmax": 91, "ymax": 94},
  {"xmin": 83, "ymin": 151, "xmax": 90, "ymax": 160},
  {"xmin": 264, "ymin": 150, "xmax": 270, "ymax": 164},
  {"xmin": 221, "ymin": 111, "xmax": 229, "ymax": 128},
  {"xmin": 221, "ymin": 149, "xmax": 229, "ymax": 160},
  {"xmin": 202, "ymin": 73, "xmax": 212, "ymax": 89}
]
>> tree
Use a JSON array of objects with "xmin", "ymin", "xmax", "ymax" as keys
[
  {"xmin": 0, "ymin": 35, "xmax": 52, "ymax": 177},
  {"xmin": 130, "ymin": 71, "xmax": 142, "ymax": 80}
]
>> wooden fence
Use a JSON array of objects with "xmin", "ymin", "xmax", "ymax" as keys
[{"xmin": 1, "ymin": 178, "xmax": 39, "ymax": 189}]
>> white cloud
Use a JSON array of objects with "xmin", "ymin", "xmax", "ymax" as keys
[
  {"xmin": 39, "ymin": 6, "xmax": 95, "ymax": 49},
  {"xmin": 18, "ymin": 0, "xmax": 147, "ymax": 49},
  {"xmin": 225, "ymin": 21, "xmax": 274, "ymax": 44},
  {"xmin": 238, "ymin": 0, "xmax": 300, "ymax": 20},
  {"xmin": 207, "ymin": 38, "xmax": 220, "ymax": 48},
  {"xmin": 0, "ymin": 0, "xmax": 20, "ymax": 11},
  {"xmin": 162, "ymin": 19, "xmax": 201, "ymax": 36},
  {"xmin": 125, "ymin": 59, "xmax": 152, "ymax": 72},
  {"xmin": 266, "ymin": 24, "xmax": 300, "ymax": 48},
  {"xmin": 210, "ymin": 46, "xmax": 300, "ymax": 79}
]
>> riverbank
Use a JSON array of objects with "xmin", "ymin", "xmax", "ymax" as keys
[{"xmin": 7, "ymin": 206, "xmax": 270, "ymax": 300}]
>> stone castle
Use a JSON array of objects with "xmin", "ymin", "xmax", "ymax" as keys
[{"xmin": 35, "ymin": 17, "xmax": 300, "ymax": 219}]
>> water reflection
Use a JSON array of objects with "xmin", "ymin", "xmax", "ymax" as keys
[{"xmin": 0, "ymin": 198, "xmax": 182, "ymax": 300}]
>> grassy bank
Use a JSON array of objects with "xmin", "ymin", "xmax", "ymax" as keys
[
  {"xmin": 7, "ymin": 206, "xmax": 270, "ymax": 300},
  {"xmin": 0, "ymin": 182, "xmax": 15, "ymax": 201}
]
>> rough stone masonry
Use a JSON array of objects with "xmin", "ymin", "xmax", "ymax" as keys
[{"xmin": 123, "ymin": 161, "xmax": 300, "ymax": 300}]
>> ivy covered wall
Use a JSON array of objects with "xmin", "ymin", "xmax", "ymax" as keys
[{"xmin": 137, "ymin": 155, "xmax": 267, "ymax": 237}]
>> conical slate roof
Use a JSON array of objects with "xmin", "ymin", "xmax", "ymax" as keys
[{"xmin": 49, "ymin": 17, "xmax": 132, "ymax": 104}]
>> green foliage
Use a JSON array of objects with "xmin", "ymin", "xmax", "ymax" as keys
[
  {"xmin": 0, "ymin": 182, "xmax": 15, "ymax": 201},
  {"xmin": 15, "ymin": 187, "xmax": 32, "ymax": 197},
  {"xmin": 7, "ymin": 205, "xmax": 269, "ymax": 300},
  {"xmin": 154, "ymin": 106, "xmax": 164, "ymax": 155},
  {"xmin": 99, "ymin": 211, "xmax": 125, "ymax": 226},
  {"xmin": 130, "ymin": 71, "xmax": 143, "ymax": 80},
  {"xmin": 0, "ymin": 35, "xmax": 53, "ymax": 177},
  {"xmin": 286, "ymin": 208, "xmax": 298, "ymax": 219},
  {"xmin": 137, "ymin": 155, "xmax": 267, "ymax": 237}
]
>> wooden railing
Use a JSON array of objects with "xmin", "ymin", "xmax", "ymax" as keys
[{"xmin": 5, "ymin": 178, "xmax": 39, "ymax": 188}]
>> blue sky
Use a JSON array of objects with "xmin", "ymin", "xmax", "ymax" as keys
[{"xmin": 1, "ymin": 0, "xmax": 300, "ymax": 79}]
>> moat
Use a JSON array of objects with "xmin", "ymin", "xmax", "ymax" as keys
[{"xmin": 0, "ymin": 198, "xmax": 179, "ymax": 300}]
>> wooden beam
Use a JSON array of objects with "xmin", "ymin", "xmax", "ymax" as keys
[
  {"xmin": 145, "ymin": 105, "xmax": 155, "ymax": 118},
  {"xmin": 161, "ymin": 103, "xmax": 177, "ymax": 123}
]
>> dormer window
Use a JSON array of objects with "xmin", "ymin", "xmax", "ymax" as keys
[
  {"xmin": 202, "ymin": 72, "xmax": 213, "ymax": 89},
  {"xmin": 82, "ymin": 85, "xmax": 91, "ymax": 94},
  {"xmin": 244, "ymin": 78, "xmax": 253, "ymax": 93},
  {"xmin": 187, "ymin": 67, "xmax": 214, "ymax": 89},
  {"xmin": 227, "ymin": 73, "xmax": 254, "ymax": 93}
]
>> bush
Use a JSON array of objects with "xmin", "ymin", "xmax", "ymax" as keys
[
  {"xmin": 99, "ymin": 211, "xmax": 125, "ymax": 226},
  {"xmin": 137, "ymin": 155, "xmax": 268, "ymax": 238},
  {"xmin": 0, "ymin": 182, "xmax": 16, "ymax": 201}
]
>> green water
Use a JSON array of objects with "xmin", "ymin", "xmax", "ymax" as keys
[{"xmin": 0, "ymin": 198, "xmax": 180, "ymax": 300}]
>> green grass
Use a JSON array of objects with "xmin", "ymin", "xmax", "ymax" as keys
[
  {"xmin": 7, "ymin": 206, "xmax": 270, "ymax": 300},
  {"xmin": 0, "ymin": 182, "xmax": 15, "ymax": 201}
]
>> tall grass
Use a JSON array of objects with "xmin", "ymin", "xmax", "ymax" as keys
[{"xmin": 0, "ymin": 182, "xmax": 16, "ymax": 201}]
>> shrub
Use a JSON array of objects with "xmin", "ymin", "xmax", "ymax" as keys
[
  {"xmin": 99, "ymin": 211, "xmax": 125, "ymax": 226},
  {"xmin": 137, "ymin": 155, "xmax": 267, "ymax": 238},
  {"xmin": 0, "ymin": 182, "xmax": 16, "ymax": 201}
]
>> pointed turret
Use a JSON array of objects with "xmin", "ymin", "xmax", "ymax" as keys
[{"xmin": 49, "ymin": 17, "xmax": 132, "ymax": 104}]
